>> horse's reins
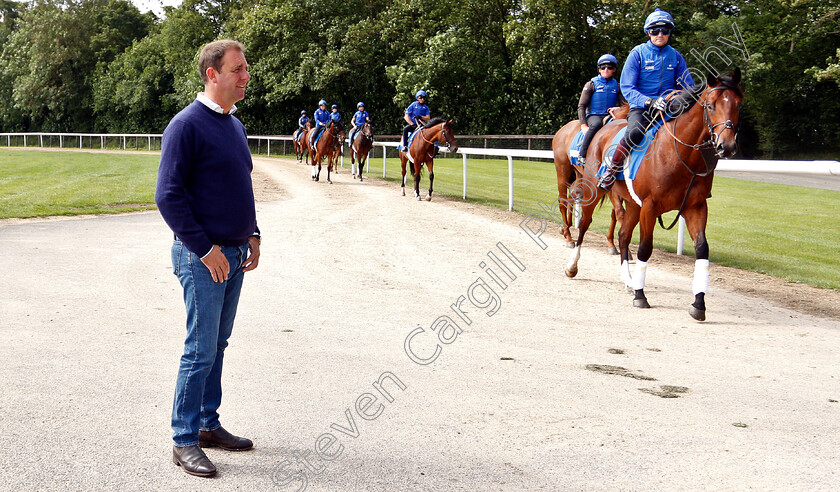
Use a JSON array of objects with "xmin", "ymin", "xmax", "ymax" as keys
[
  {"xmin": 654, "ymin": 85, "xmax": 740, "ymax": 230},
  {"xmin": 417, "ymin": 123, "xmax": 454, "ymax": 161}
]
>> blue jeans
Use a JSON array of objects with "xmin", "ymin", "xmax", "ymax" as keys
[{"xmin": 170, "ymin": 240, "xmax": 249, "ymax": 447}]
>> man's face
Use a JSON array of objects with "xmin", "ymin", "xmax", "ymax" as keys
[
  {"xmin": 210, "ymin": 49, "xmax": 250, "ymax": 110},
  {"xmin": 648, "ymin": 27, "xmax": 671, "ymax": 48}
]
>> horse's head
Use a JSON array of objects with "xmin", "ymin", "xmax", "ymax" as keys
[
  {"xmin": 703, "ymin": 68, "xmax": 743, "ymax": 158},
  {"xmin": 362, "ymin": 122, "xmax": 373, "ymax": 138},
  {"xmin": 441, "ymin": 119, "xmax": 458, "ymax": 153}
]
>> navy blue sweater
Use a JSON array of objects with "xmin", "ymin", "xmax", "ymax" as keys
[{"xmin": 155, "ymin": 101, "xmax": 258, "ymax": 257}]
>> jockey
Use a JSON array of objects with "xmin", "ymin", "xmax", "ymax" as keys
[
  {"xmin": 294, "ymin": 110, "xmax": 309, "ymax": 142},
  {"xmin": 598, "ymin": 8, "xmax": 695, "ymax": 190},
  {"xmin": 401, "ymin": 90, "xmax": 430, "ymax": 150},
  {"xmin": 330, "ymin": 104, "xmax": 341, "ymax": 125},
  {"xmin": 310, "ymin": 99, "xmax": 330, "ymax": 148},
  {"xmin": 577, "ymin": 54, "xmax": 625, "ymax": 168},
  {"xmin": 349, "ymin": 102, "xmax": 370, "ymax": 144}
]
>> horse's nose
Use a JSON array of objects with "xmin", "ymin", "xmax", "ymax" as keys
[{"xmin": 716, "ymin": 141, "xmax": 736, "ymax": 158}]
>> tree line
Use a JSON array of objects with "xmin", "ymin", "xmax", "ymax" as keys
[{"xmin": 1, "ymin": 0, "xmax": 838, "ymax": 158}]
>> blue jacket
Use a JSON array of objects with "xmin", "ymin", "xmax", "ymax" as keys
[
  {"xmin": 314, "ymin": 108, "xmax": 330, "ymax": 126},
  {"xmin": 330, "ymin": 111, "xmax": 341, "ymax": 122},
  {"xmin": 353, "ymin": 110, "xmax": 369, "ymax": 126},
  {"xmin": 405, "ymin": 101, "xmax": 430, "ymax": 124},
  {"xmin": 298, "ymin": 116, "xmax": 309, "ymax": 128},
  {"xmin": 589, "ymin": 75, "xmax": 619, "ymax": 115},
  {"xmin": 620, "ymin": 41, "xmax": 694, "ymax": 109}
]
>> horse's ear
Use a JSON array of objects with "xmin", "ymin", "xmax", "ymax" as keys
[
  {"xmin": 731, "ymin": 67, "xmax": 741, "ymax": 85},
  {"xmin": 706, "ymin": 71, "xmax": 718, "ymax": 87}
]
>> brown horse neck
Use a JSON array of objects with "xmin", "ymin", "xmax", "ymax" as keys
[{"xmin": 666, "ymin": 89, "xmax": 711, "ymax": 148}]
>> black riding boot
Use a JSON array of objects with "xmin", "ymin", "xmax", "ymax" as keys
[{"xmin": 598, "ymin": 139, "xmax": 631, "ymax": 191}]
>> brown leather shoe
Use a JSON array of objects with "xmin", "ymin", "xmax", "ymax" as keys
[
  {"xmin": 172, "ymin": 445, "xmax": 217, "ymax": 477},
  {"xmin": 199, "ymin": 426, "xmax": 253, "ymax": 451}
]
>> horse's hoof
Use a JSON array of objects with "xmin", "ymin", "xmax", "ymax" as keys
[
  {"xmin": 426, "ymin": 196, "xmax": 432, "ymax": 202},
  {"xmin": 417, "ymin": 196, "xmax": 422, "ymax": 201},
  {"xmin": 689, "ymin": 306, "xmax": 706, "ymax": 321},
  {"xmin": 633, "ymin": 298, "xmax": 651, "ymax": 308},
  {"xmin": 608, "ymin": 247, "xmax": 619, "ymax": 255},
  {"xmin": 565, "ymin": 241, "xmax": 575, "ymax": 249},
  {"xmin": 401, "ymin": 189, "xmax": 405, "ymax": 196},
  {"xmin": 565, "ymin": 266, "xmax": 578, "ymax": 278},
  {"xmin": 328, "ymin": 179, "xmax": 333, "ymax": 184}
]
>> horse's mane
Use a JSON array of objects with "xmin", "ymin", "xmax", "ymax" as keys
[
  {"xmin": 714, "ymin": 72, "xmax": 743, "ymax": 97},
  {"xmin": 423, "ymin": 117, "xmax": 448, "ymax": 128}
]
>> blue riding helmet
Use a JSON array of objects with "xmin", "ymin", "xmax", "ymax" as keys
[
  {"xmin": 415, "ymin": 90, "xmax": 427, "ymax": 100},
  {"xmin": 318, "ymin": 99, "xmax": 327, "ymax": 106},
  {"xmin": 644, "ymin": 8, "xmax": 674, "ymax": 30},
  {"xmin": 597, "ymin": 54, "xmax": 618, "ymax": 67},
  {"xmin": 301, "ymin": 110, "xmax": 307, "ymax": 115},
  {"xmin": 331, "ymin": 104, "xmax": 338, "ymax": 109},
  {"xmin": 357, "ymin": 102, "xmax": 365, "ymax": 108}
]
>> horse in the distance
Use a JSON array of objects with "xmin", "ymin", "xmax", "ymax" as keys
[
  {"xmin": 552, "ymin": 102, "xmax": 629, "ymax": 252},
  {"xmin": 328, "ymin": 126, "xmax": 346, "ymax": 174},
  {"xmin": 310, "ymin": 120, "xmax": 341, "ymax": 183},
  {"xmin": 562, "ymin": 69, "xmax": 743, "ymax": 321},
  {"xmin": 294, "ymin": 121, "xmax": 311, "ymax": 165},
  {"xmin": 399, "ymin": 118, "xmax": 458, "ymax": 201},
  {"xmin": 350, "ymin": 122, "xmax": 374, "ymax": 182}
]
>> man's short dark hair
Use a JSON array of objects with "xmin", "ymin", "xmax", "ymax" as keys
[{"xmin": 198, "ymin": 39, "xmax": 245, "ymax": 84}]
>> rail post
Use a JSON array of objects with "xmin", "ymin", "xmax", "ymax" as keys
[
  {"xmin": 508, "ymin": 156, "xmax": 514, "ymax": 211},
  {"xmin": 462, "ymin": 154, "xmax": 468, "ymax": 199},
  {"xmin": 677, "ymin": 216, "xmax": 686, "ymax": 255}
]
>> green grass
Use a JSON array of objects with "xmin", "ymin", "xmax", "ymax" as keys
[
  {"xmin": 366, "ymin": 154, "xmax": 840, "ymax": 290},
  {"xmin": 0, "ymin": 150, "xmax": 159, "ymax": 218},
  {"xmin": 2, "ymin": 148, "xmax": 838, "ymax": 290}
]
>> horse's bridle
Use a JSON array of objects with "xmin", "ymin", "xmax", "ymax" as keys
[
  {"xmin": 420, "ymin": 122, "xmax": 455, "ymax": 152},
  {"xmin": 661, "ymin": 85, "xmax": 741, "ymax": 160},
  {"xmin": 654, "ymin": 84, "xmax": 741, "ymax": 231}
]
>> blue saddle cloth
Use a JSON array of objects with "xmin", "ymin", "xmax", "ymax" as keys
[
  {"xmin": 398, "ymin": 127, "xmax": 438, "ymax": 152},
  {"xmin": 568, "ymin": 131, "xmax": 585, "ymax": 165},
  {"xmin": 597, "ymin": 120, "xmax": 663, "ymax": 181}
]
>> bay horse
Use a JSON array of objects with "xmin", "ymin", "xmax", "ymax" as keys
[
  {"xmin": 399, "ymin": 118, "xmax": 458, "ymax": 201},
  {"xmin": 564, "ymin": 69, "xmax": 742, "ymax": 321},
  {"xmin": 310, "ymin": 121, "xmax": 340, "ymax": 183},
  {"xmin": 328, "ymin": 125, "xmax": 346, "ymax": 174},
  {"xmin": 552, "ymin": 103, "xmax": 629, "ymax": 252},
  {"xmin": 294, "ymin": 120, "xmax": 311, "ymax": 164},
  {"xmin": 350, "ymin": 122, "xmax": 374, "ymax": 182}
]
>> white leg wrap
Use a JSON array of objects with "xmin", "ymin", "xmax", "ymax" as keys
[
  {"xmin": 632, "ymin": 260, "xmax": 648, "ymax": 291},
  {"xmin": 620, "ymin": 259, "xmax": 632, "ymax": 287},
  {"xmin": 566, "ymin": 246, "xmax": 581, "ymax": 271},
  {"xmin": 692, "ymin": 259, "xmax": 710, "ymax": 295}
]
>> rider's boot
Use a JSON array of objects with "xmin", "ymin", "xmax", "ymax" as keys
[{"xmin": 598, "ymin": 139, "xmax": 630, "ymax": 191}]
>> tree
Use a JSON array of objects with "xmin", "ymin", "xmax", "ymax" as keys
[{"xmin": 0, "ymin": 0, "xmax": 151, "ymax": 131}]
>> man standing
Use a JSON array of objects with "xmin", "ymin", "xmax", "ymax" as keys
[{"xmin": 155, "ymin": 39, "xmax": 261, "ymax": 478}]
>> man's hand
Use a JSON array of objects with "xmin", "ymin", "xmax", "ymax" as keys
[
  {"xmin": 649, "ymin": 97, "xmax": 668, "ymax": 111},
  {"xmin": 242, "ymin": 236, "xmax": 261, "ymax": 272},
  {"xmin": 201, "ymin": 245, "xmax": 230, "ymax": 283},
  {"xmin": 580, "ymin": 124, "xmax": 589, "ymax": 133}
]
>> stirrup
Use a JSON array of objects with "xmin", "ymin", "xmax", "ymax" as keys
[{"xmin": 597, "ymin": 174, "xmax": 615, "ymax": 191}]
